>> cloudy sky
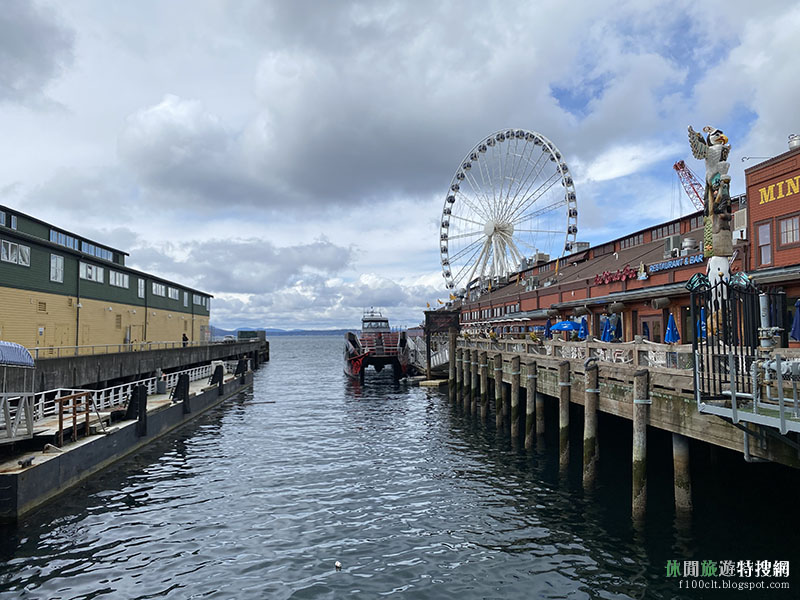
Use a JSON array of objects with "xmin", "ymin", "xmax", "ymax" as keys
[{"xmin": 2, "ymin": 0, "xmax": 799, "ymax": 329}]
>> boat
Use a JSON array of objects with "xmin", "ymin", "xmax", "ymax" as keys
[{"xmin": 344, "ymin": 309, "xmax": 411, "ymax": 381}]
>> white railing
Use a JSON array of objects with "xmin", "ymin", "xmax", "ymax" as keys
[
  {"xmin": 408, "ymin": 337, "xmax": 450, "ymax": 370},
  {"xmin": 24, "ymin": 362, "xmax": 236, "ymax": 424},
  {"xmin": 1, "ymin": 393, "xmax": 35, "ymax": 443}
]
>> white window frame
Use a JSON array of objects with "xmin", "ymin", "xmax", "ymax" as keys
[
  {"xmin": 168, "ymin": 287, "xmax": 179, "ymax": 300},
  {"xmin": 152, "ymin": 282, "xmax": 166, "ymax": 296},
  {"xmin": 1, "ymin": 240, "xmax": 29, "ymax": 266},
  {"xmin": 138, "ymin": 278, "xmax": 145, "ymax": 299},
  {"xmin": 79, "ymin": 262, "xmax": 105, "ymax": 283},
  {"xmin": 109, "ymin": 270, "xmax": 129, "ymax": 288},
  {"xmin": 50, "ymin": 254, "xmax": 64, "ymax": 283},
  {"xmin": 183, "ymin": 291, "xmax": 188, "ymax": 307}
]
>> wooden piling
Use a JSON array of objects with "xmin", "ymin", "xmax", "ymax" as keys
[
  {"xmin": 479, "ymin": 351, "xmax": 489, "ymax": 422},
  {"xmin": 525, "ymin": 360, "xmax": 537, "ymax": 450},
  {"xmin": 471, "ymin": 349, "xmax": 480, "ymax": 415},
  {"xmin": 558, "ymin": 360, "xmax": 570, "ymax": 468},
  {"xmin": 535, "ymin": 390, "xmax": 545, "ymax": 446},
  {"xmin": 672, "ymin": 432, "xmax": 692, "ymax": 514},
  {"xmin": 462, "ymin": 350, "xmax": 471, "ymax": 411},
  {"xmin": 454, "ymin": 347, "xmax": 462, "ymax": 403},
  {"xmin": 510, "ymin": 356, "xmax": 521, "ymax": 442},
  {"xmin": 494, "ymin": 353, "xmax": 503, "ymax": 431},
  {"xmin": 448, "ymin": 328, "xmax": 457, "ymax": 402},
  {"xmin": 632, "ymin": 368, "xmax": 649, "ymax": 520},
  {"xmin": 583, "ymin": 362, "xmax": 599, "ymax": 487}
]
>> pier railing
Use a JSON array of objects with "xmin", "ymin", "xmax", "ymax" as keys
[
  {"xmin": 27, "ymin": 339, "xmax": 259, "ymax": 360},
  {"xmin": 457, "ymin": 337, "xmax": 694, "ymax": 371}
]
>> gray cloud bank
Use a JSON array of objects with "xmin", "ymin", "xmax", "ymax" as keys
[
  {"xmin": 0, "ymin": 0, "xmax": 73, "ymax": 103},
  {"xmin": 3, "ymin": 1, "xmax": 800, "ymax": 328}
]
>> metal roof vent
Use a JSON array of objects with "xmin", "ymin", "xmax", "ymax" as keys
[{"xmin": 790, "ymin": 134, "xmax": 800, "ymax": 150}]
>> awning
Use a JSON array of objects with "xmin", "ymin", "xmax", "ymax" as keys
[
  {"xmin": 551, "ymin": 282, "xmax": 687, "ymax": 310},
  {"xmin": 750, "ymin": 265, "xmax": 800, "ymax": 285},
  {"xmin": 0, "ymin": 341, "xmax": 35, "ymax": 367}
]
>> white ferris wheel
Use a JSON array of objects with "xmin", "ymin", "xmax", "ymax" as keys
[{"xmin": 440, "ymin": 129, "xmax": 578, "ymax": 294}]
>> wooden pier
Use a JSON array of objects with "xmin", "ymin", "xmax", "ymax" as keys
[{"xmin": 450, "ymin": 337, "xmax": 800, "ymax": 518}]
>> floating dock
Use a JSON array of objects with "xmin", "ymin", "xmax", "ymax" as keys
[
  {"xmin": 0, "ymin": 339, "xmax": 268, "ymax": 523},
  {"xmin": 0, "ymin": 364, "xmax": 253, "ymax": 522}
]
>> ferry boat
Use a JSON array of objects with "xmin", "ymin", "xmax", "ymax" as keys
[{"xmin": 344, "ymin": 310, "xmax": 411, "ymax": 381}]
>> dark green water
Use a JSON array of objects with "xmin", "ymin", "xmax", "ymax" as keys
[{"xmin": 0, "ymin": 336, "xmax": 796, "ymax": 599}]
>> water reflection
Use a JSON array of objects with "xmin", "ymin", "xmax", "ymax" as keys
[{"xmin": 0, "ymin": 336, "xmax": 796, "ymax": 599}]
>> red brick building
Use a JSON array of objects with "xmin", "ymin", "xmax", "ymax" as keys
[{"xmin": 459, "ymin": 136, "xmax": 800, "ymax": 346}]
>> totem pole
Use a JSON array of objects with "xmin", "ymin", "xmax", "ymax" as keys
[
  {"xmin": 687, "ymin": 125, "xmax": 734, "ymax": 336},
  {"xmin": 687, "ymin": 125, "xmax": 733, "ymax": 281}
]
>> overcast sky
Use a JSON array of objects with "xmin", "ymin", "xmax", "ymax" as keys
[{"xmin": 2, "ymin": 0, "xmax": 799, "ymax": 329}]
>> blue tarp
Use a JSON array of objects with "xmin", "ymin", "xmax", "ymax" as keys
[
  {"xmin": 665, "ymin": 313, "xmax": 680, "ymax": 344},
  {"xmin": 791, "ymin": 300, "xmax": 800, "ymax": 342},
  {"xmin": 0, "ymin": 341, "xmax": 34, "ymax": 367},
  {"xmin": 550, "ymin": 320, "xmax": 580, "ymax": 332}
]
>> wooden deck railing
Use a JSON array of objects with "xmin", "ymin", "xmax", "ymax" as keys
[{"xmin": 457, "ymin": 337, "xmax": 695, "ymax": 371}]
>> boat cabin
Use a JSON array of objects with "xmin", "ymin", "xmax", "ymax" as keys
[{"xmin": 362, "ymin": 311, "xmax": 391, "ymax": 333}]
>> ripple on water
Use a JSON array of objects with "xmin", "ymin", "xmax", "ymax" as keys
[{"xmin": 4, "ymin": 336, "xmax": 797, "ymax": 599}]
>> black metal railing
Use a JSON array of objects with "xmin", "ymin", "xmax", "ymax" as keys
[{"xmin": 689, "ymin": 273, "xmax": 786, "ymax": 405}]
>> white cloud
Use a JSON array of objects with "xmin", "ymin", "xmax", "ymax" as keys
[{"xmin": 578, "ymin": 142, "xmax": 684, "ymax": 183}]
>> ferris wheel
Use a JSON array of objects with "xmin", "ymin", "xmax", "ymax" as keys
[{"xmin": 440, "ymin": 129, "xmax": 578, "ymax": 293}]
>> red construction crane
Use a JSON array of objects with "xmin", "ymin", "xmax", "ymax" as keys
[{"xmin": 673, "ymin": 160, "xmax": 704, "ymax": 211}]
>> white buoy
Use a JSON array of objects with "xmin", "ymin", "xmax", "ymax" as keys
[{"xmin": 334, "ymin": 561, "xmax": 342, "ymax": 571}]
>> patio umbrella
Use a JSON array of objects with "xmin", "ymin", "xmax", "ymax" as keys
[
  {"xmin": 696, "ymin": 307, "xmax": 707, "ymax": 340},
  {"xmin": 600, "ymin": 318, "xmax": 612, "ymax": 342},
  {"xmin": 665, "ymin": 313, "xmax": 680, "ymax": 344},
  {"xmin": 791, "ymin": 300, "xmax": 800, "ymax": 341},
  {"xmin": 550, "ymin": 320, "xmax": 580, "ymax": 332},
  {"xmin": 642, "ymin": 322, "xmax": 650, "ymax": 340},
  {"xmin": 544, "ymin": 318, "xmax": 552, "ymax": 339},
  {"xmin": 578, "ymin": 317, "xmax": 588, "ymax": 339}
]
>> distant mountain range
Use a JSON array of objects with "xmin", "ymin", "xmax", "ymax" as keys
[{"xmin": 210, "ymin": 325, "xmax": 351, "ymax": 337}]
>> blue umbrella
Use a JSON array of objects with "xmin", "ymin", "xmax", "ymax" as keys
[
  {"xmin": 642, "ymin": 322, "xmax": 650, "ymax": 340},
  {"xmin": 665, "ymin": 313, "xmax": 680, "ymax": 344},
  {"xmin": 791, "ymin": 300, "xmax": 800, "ymax": 341},
  {"xmin": 578, "ymin": 317, "xmax": 588, "ymax": 339},
  {"xmin": 544, "ymin": 318, "xmax": 552, "ymax": 339},
  {"xmin": 696, "ymin": 307, "xmax": 707, "ymax": 340},
  {"xmin": 600, "ymin": 318, "xmax": 612, "ymax": 342},
  {"xmin": 550, "ymin": 320, "xmax": 580, "ymax": 332}
]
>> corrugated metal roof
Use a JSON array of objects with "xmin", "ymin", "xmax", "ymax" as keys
[{"xmin": 0, "ymin": 341, "xmax": 35, "ymax": 367}]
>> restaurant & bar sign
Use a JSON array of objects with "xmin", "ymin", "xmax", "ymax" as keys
[{"xmin": 648, "ymin": 253, "xmax": 704, "ymax": 274}]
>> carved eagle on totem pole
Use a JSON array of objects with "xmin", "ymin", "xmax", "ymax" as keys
[{"xmin": 687, "ymin": 125, "xmax": 731, "ymax": 214}]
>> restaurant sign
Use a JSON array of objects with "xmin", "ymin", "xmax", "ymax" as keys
[
  {"xmin": 648, "ymin": 253, "xmax": 704, "ymax": 274},
  {"xmin": 594, "ymin": 264, "xmax": 637, "ymax": 285}
]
